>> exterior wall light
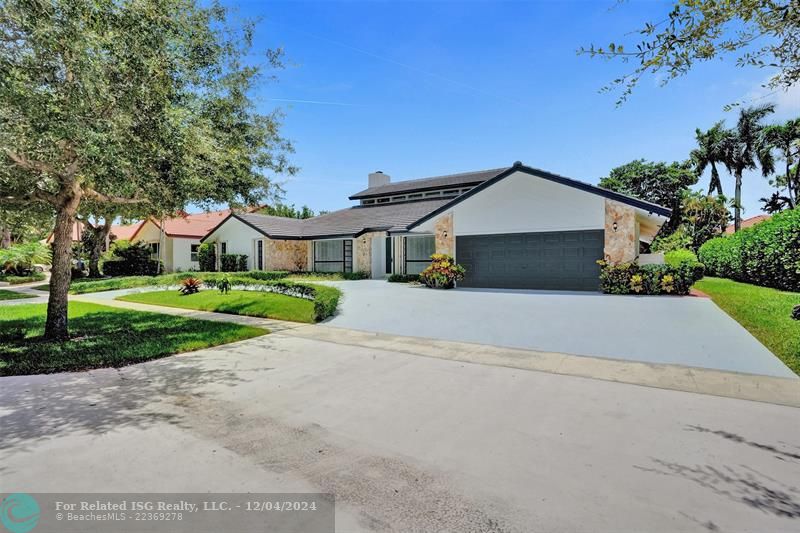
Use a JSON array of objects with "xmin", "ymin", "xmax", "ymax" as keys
[{"xmin": 612, "ymin": 221, "xmax": 618, "ymax": 232}]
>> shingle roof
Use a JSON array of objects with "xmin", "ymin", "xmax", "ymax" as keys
[
  {"xmin": 219, "ymin": 199, "xmax": 451, "ymax": 240},
  {"xmin": 158, "ymin": 210, "xmax": 231, "ymax": 238},
  {"xmin": 235, "ymin": 213, "xmax": 308, "ymax": 237},
  {"xmin": 349, "ymin": 167, "xmax": 508, "ymax": 200}
]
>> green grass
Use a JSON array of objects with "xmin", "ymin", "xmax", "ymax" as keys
[
  {"xmin": 32, "ymin": 284, "xmax": 50, "ymax": 291},
  {"xmin": 118, "ymin": 289, "xmax": 318, "ymax": 323},
  {"xmin": 0, "ymin": 302, "xmax": 267, "ymax": 376},
  {"xmin": 694, "ymin": 277, "xmax": 800, "ymax": 376},
  {"xmin": 0, "ymin": 289, "xmax": 37, "ymax": 301}
]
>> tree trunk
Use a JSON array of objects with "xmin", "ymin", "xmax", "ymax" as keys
[
  {"xmin": 88, "ymin": 219, "xmax": 112, "ymax": 278},
  {"xmin": 709, "ymin": 163, "xmax": 723, "ymax": 196},
  {"xmin": 0, "ymin": 226, "xmax": 10, "ymax": 248},
  {"xmin": 45, "ymin": 191, "xmax": 81, "ymax": 340},
  {"xmin": 734, "ymin": 170, "xmax": 743, "ymax": 232}
]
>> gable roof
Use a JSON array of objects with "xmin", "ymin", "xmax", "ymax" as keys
[
  {"xmin": 132, "ymin": 210, "xmax": 231, "ymax": 240},
  {"xmin": 203, "ymin": 163, "xmax": 672, "ymax": 242},
  {"xmin": 406, "ymin": 163, "xmax": 672, "ymax": 230},
  {"xmin": 203, "ymin": 199, "xmax": 452, "ymax": 242},
  {"xmin": 349, "ymin": 167, "xmax": 508, "ymax": 200},
  {"xmin": 725, "ymin": 214, "xmax": 770, "ymax": 234},
  {"xmin": 110, "ymin": 221, "xmax": 144, "ymax": 241}
]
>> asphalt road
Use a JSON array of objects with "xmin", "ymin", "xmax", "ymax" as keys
[{"xmin": 2, "ymin": 330, "xmax": 799, "ymax": 532}]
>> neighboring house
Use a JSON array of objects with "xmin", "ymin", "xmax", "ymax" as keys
[
  {"xmin": 202, "ymin": 162, "xmax": 671, "ymax": 290},
  {"xmin": 128, "ymin": 210, "xmax": 230, "ymax": 272},
  {"xmin": 45, "ymin": 211, "xmax": 230, "ymax": 272},
  {"xmin": 724, "ymin": 214, "xmax": 770, "ymax": 234}
]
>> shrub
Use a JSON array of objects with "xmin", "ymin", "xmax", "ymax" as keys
[
  {"xmin": 198, "ymin": 243, "xmax": 216, "ymax": 272},
  {"xmin": 220, "ymin": 253, "xmax": 248, "ymax": 272},
  {"xmin": 244, "ymin": 270, "xmax": 289, "ymax": 280},
  {"xmin": 0, "ymin": 272, "xmax": 46, "ymax": 284},
  {"xmin": 179, "ymin": 277, "xmax": 202, "ymax": 295},
  {"xmin": 0, "ymin": 242, "xmax": 51, "ymax": 274},
  {"xmin": 419, "ymin": 254, "xmax": 466, "ymax": 289},
  {"xmin": 597, "ymin": 259, "xmax": 703, "ymax": 296},
  {"xmin": 342, "ymin": 271, "xmax": 370, "ymax": 280},
  {"xmin": 219, "ymin": 276, "xmax": 231, "ymax": 294},
  {"xmin": 651, "ymin": 227, "xmax": 692, "ymax": 253},
  {"xmin": 387, "ymin": 273, "xmax": 420, "ymax": 283},
  {"xmin": 664, "ymin": 249, "xmax": 699, "ymax": 268},
  {"xmin": 102, "ymin": 259, "xmax": 163, "ymax": 276},
  {"xmin": 698, "ymin": 208, "xmax": 800, "ymax": 291}
]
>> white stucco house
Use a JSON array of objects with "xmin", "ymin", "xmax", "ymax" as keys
[{"xmin": 201, "ymin": 162, "xmax": 671, "ymax": 291}]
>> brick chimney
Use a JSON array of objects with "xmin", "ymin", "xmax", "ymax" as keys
[{"xmin": 368, "ymin": 171, "xmax": 390, "ymax": 188}]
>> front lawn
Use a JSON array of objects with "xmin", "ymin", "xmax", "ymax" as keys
[
  {"xmin": 0, "ymin": 302, "xmax": 267, "ymax": 376},
  {"xmin": 0, "ymin": 289, "xmax": 37, "ymax": 301},
  {"xmin": 694, "ymin": 277, "xmax": 800, "ymax": 376},
  {"xmin": 118, "ymin": 289, "xmax": 318, "ymax": 323}
]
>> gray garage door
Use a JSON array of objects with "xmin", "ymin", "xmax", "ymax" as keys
[{"xmin": 456, "ymin": 230, "xmax": 604, "ymax": 291}]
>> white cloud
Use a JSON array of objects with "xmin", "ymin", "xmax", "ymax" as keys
[{"xmin": 743, "ymin": 78, "xmax": 800, "ymax": 117}]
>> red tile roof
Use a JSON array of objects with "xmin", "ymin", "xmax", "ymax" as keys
[
  {"xmin": 139, "ymin": 210, "xmax": 231, "ymax": 239},
  {"xmin": 724, "ymin": 214, "xmax": 770, "ymax": 234},
  {"xmin": 110, "ymin": 221, "xmax": 144, "ymax": 241}
]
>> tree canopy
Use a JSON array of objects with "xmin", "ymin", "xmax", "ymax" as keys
[
  {"xmin": 0, "ymin": 0, "xmax": 295, "ymax": 338},
  {"xmin": 580, "ymin": 1, "xmax": 800, "ymax": 105},
  {"xmin": 599, "ymin": 159, "xmax": 698, "ymax": 231},
  {"xmin": 258, "ymin": 203, "xmax": 317, "ymax": 219}
]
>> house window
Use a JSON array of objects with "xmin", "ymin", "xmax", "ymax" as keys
[
  {"xmin": 220, "ymin": 242, "xmax": 227, "ymax": 255},
  {"xmin": 404, "ymin": 235, "xmax": 435, "ymax": 275},
  {"xmin": 313, "ymin": 239, "xmax": 352, "ymax": 273},
  {"xmin": 385, "ymin": 237, "xmax": 393, "ymax": 274},
  {"xmin": 256, "ymin": 239, "xmax": 264, "ymax": 270},
  {"xmin": 148, "ymin": 242, "xmax": 160, "ymax": 260},
  {"xmin": 190, "ymin": 244, "xmax": 200, "ymax": 262}
]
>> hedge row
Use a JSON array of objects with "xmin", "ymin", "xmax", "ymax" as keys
[
  {"xmin": 102, "ymin": 259, "xmax": 163, "ymax": 277},
  {"xmin": 698, "ymin": 208, "xmax": 800, "ymax": 291}
]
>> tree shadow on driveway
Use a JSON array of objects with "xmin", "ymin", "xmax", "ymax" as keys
[
  {"xmin": 0, "ymin": 352, "xmax": 264, "ymax": 453},
  {"xmin": 635, "ymin": 425, "xmax": 800, "ymax": 520}
]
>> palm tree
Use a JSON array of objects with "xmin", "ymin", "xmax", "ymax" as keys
[
  {"xmin": 691, "ymin": 121, "xmax": 730, "ymax": 196},
  {"xmin": 762, "ymin": 118, "xmax": 800, "ymax": 210},
  {"xmin": 723, "ymin": 104, "xmax": 775, "ymax": 232}
]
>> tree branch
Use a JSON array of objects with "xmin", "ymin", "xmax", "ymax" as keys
[
  {"xmin": 83, "ymin": 188, "xmax": 147, "ymax": 205},
  {"xmin": 4, "ymin": 150, "xmax": 55, "ymax": 175}
]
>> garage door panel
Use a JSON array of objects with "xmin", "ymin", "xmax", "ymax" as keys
[{"xmin": 457, "ymin": 230, "xmax": 604, "ymax": 291}]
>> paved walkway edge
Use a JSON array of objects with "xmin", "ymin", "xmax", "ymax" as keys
[
  {"xmin": 285, "ymin": 325, "xmax": 800, "ymax": 408},
  {"xmin": 71, "ymin": 294, "xmax": 800, "ymax": 407}
]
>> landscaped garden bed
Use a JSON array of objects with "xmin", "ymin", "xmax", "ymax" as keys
[
  {"xmin": 694, "ymin": 277, "xmax": 799, "ymax": 376},
  {"xmin": 118, "ymin": 289, "xmax": 321, "ymax": 323},
  {"xmin": 0, "ymin": 302, "xmax": 267, "ymax": 376}
]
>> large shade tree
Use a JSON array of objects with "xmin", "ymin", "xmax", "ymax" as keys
[
  {"xmin": 723, "ymin": 104, "xmax": 775, "ymax": 231},
  {"xmin": 580, "ymin": 1, "xmax": 800, "ymax": 105},
  {"xmin": 599, "ymin": 159, "xmax": 698, "ymax": 233},
  {"xmin": 0, "ymin": 0, "xmax": 294, "ymax": 339}
]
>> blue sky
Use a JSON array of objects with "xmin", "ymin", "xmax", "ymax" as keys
[{"xmin": 228, "ymin": 0, "xmax": 799, "ymax": 217}]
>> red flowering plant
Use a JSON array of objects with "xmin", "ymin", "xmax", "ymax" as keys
[{"xmin": 418, "ymin": 254, "xmax": 466, "ymax": 289}]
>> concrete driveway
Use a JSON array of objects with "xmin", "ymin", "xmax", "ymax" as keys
[
  {"xmin": 2, "ymin": 332, "xmax": 799, "ymax": 532},
  {"xmin": 324, "ymin": 281, "xmax": 796, "ymax": 378}
]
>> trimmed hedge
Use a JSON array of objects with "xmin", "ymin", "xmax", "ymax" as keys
[
  {"xmin": 0, "ymin": 272, "xmax": 46, "ymax": 285},
  {"xmin": 388, "ymin": 273, "xmax": 420, "ymax": 283},
  {"xmin": 598, "ymin": 258, "xmax": 704, "ymax": 296},
  {"xmin": 198, "ymin": 243, "xmax": 216, "ymax": 272},
  {"xmin": 102, "ymin": 259, "xmax": 163, "ymax": 276},
  {"xmin": 67, "ymin": 271, "xmax": 341, "ymax": 321},
  {"xmin": 698, "ymin": 208, "xmax": 800, "ymax": 292}
]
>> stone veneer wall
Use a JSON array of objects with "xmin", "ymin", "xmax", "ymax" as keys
[
  {"xmin": 603, "ymin": 199, "xmax": 637, "ymax": 264},
  {"xmin": 434, "ymin": 213, "xmax": 454, "ymax": 255},
  {"xmin": 264, "ymin": 238, "xmax": 308, "ymax": 271},
  {"xmin": 355, "ymin": 231, "xmax": 385, "ymax": 276}
]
